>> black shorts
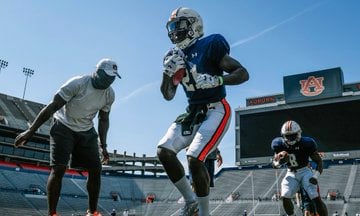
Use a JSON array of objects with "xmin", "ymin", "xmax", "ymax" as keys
[
  {"xmin": 205, "ymin": 159, "xmax": 215, "ymax": 187},
  {"xmin": 49, "ymin": 119, "xmax": 101, "ymax": 169}
]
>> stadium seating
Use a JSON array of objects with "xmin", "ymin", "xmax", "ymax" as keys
[
  {"xmin": 318, "ymin": 164, "xmax": 352, "ymax": 198},
  {"xmin": 1, "ymin": 161, "xmax": 359, "ymax": 215},
  {"xmin": 351, "ymin": 164, "xmax": 360, "ymax": 198}
]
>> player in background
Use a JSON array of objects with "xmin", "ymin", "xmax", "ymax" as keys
[
  {"xmin": 157, "ymin": 7, "xmax": 249, "ymax": 216},
  {"xmin": 14, "ymin": 58, "xmax": 120, "ymax": 216},
  {"xmin": 205, "ymin": 148, "xmax": 222, "ymax": 188},
  {"xmin": 189, "ymin": 148, "xmax": 223, "ymax": 190},
  {"xmin": 271, "ymin": 120, "xmax": 328, "ymax": 216}
]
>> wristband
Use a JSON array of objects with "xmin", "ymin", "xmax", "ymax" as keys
[{"xmin": 218, "ymin": 76, "xmax": 224, "ymax": 85}]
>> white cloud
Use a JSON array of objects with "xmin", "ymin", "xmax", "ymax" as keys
[
  {"xmin": 231, "ymin": 2, "xmax": 323, "ymax": 48},
  {"xmin": 119, "ymin": 81, "xmax": 160, "ymax": 102}
]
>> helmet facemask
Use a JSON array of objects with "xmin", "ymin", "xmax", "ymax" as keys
[
  {"xmin": 281, "ymin": 120, "xmax": 302, "ymax": 146},
  {"xmin": 283, "ymin": 133, "xmax": 301, "ymax": 145},
  {"xmin": 166, "ymin": 7, "xmax": 203, "ymax": 49},
  {"xmin": 167, "ymin": 17, "xmax": 194, "ymax": 44}
]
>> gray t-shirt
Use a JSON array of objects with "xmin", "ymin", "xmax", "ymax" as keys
[{"xmin": 53, "ymin": 75, "xmax": 115, "ymax": 132}]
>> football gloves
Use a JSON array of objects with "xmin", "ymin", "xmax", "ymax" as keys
[
  {"xmin": 272, "ymin": 151, "xmax": 289, "ymax": 169},
  {"xmin": 196, "ymin": 74, "xmax": 223, "ymax": 89},
  {"xmin": 163, "ymin": 47, "xmax": 186, "ymax": 77}
]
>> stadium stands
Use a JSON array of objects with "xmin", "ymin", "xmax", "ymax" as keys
[
  {"xmin": 0, "ymin": 190, "xmax": 42, "ymax": 215},
  {"xmin": 351, "ymin": 163, "xmax": 360, "ymax": 198},
  {"xmin": 1, "ymin": 161, "xmax": 360, "ymax": 215}
]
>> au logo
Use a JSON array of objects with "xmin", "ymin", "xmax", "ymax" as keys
[{"xmin": 299, "ymin": 76, "xmax": 325, "ymax": 96}]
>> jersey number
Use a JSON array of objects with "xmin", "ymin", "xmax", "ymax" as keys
[
  {"xmin": 288, "ymin": 153, "xmax": 299, "ymax": 167},
  {"xmin": 181, "ymin": 64, "xmax": 197, "ymax": 91}
]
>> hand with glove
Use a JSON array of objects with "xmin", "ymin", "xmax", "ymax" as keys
[
  {"xmin": 272, "ymin": 151, "xmax": 289, "ymax": 168},
  {"xmin": 163, "ymin": 47, "xmax": 186, "ymax": 85},
  {"xmin": 196, "ymin": 73, "xmax": 223, "ymax": 89},
  {"xmin": 309, "ymin": 170, "xmax": 320, "ymax": 185}
]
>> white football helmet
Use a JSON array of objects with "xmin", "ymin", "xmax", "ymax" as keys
[
  {"xmin": 166, "ymin": 7, "xmax": 204, "ymax": 49},
  {"xmin": 281, "ymin": 120, "xmax": 302, "ymax": 145}
]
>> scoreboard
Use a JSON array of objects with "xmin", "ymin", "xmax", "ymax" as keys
[{"xmin": 235, "ymin": 67, "xmax": 360, "ymax": 166}]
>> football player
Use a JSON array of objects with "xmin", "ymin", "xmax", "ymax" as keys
[
  {"xmin": 157, "ymin": 7, "xmax": 249, "ymax": 216},
  {"xmin": 271, "ymin": 120, "xmax": 328, "ymax": 216}
]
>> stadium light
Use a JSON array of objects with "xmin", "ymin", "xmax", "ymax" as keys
[
  {"xmin": 0, "ymin": 59, "xmax": 9, "ymax": 74},
  {"xmin": 22, "ymin": 67, "xmax": 35, "ymax": 100}
]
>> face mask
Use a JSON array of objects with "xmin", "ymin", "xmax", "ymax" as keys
[{"xmin": 91, "ymin": 69, "xmax": 115, "ymax": 89}]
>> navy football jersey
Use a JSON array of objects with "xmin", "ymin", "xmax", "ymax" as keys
[
  {"xmin": 181, "ymin": 34, "xmax": 229, "ymax": 104},
  {"xmin": 271, "ymin": 136, "xmax": 318, "ymax": 169}
]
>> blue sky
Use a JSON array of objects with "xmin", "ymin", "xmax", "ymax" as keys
[{"xmin": 0, "ymin": 0, "xmax": 359, "ymax": 171}]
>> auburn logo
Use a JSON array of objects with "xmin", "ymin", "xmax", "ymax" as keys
[{"xmin": 299, "ymin": 76, "xmax": 325, "ymax": 96}]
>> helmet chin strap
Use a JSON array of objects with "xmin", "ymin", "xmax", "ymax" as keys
[
  {"xmin": 176, "ymin": 37, "xmax": 198, "ymax": 50},
  {"xmin": 286, "ymin": 140, "xmax": 297, "ymax": 146},
  {"xmin": 283, "ymin": 136, "xmax": 301, "ymax": 146}
]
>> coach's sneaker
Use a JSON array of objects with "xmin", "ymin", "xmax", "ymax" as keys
[
  {"xmin": 86, "ymin": 210, "xmax": 102, "ymax": 216},
  {"xmin": 179, "ymin": 201, "xmax": 199, "ymax": 216}
]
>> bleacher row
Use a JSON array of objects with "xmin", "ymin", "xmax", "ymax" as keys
[
  {"xmin": 0, "ymin": 93, "xmax": 51, "ymax": 134},
  {"xmin": 1, "ymin": 162, "xmax": 360, "ymax": 216}
]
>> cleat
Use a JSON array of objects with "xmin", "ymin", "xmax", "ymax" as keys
[
  {"xmin": 86, "ymin": 210, "xmax": 102, "ymax": 216},
  {"xmin": 179, "ymin": 201, "xmax": 198, "ymax": 216}
]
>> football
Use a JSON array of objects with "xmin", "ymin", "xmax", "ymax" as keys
[
  {"xmin": 276, "ymin": 151, "xmax": 289, "ymax": 165},
  {"xmin": 172, "ymin": 68, "xmax": 186, "ymax": 85}
]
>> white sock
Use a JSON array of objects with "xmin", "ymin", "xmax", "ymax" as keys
[
  {"xmin": 197, "ymin": 195, "xmax": 209, "ymax": 216},
  {"xmin": 174, "ymin": 176, "xmax": 196, "ymax": 203}
]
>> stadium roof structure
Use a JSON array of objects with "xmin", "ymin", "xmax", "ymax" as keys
[{"xmin": 0, "ymin": 92, "xmax": 165, "ymax": 176}]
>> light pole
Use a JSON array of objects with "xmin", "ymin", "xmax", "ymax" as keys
[
  {"xmin": 22, "ymin": 67, "xmax": 34, "ymax": 100},
  {"xmin": 0, "ymin": 59, "xmax": 8, "ymax": 74}
]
